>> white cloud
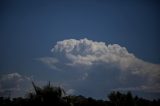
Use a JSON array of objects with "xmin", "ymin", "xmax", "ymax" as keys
[
  {"xmin": 39, "ymin": 38, "xmax": 160, "ymax": 97},
  {"xmin": 0, "ymin": 73, "xmax": 32, "ymax": 97},
  {"xmin": 43, "ymin": 38, "xmax": 160, "ymax": 77}
]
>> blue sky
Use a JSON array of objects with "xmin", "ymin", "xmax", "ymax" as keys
[{"xmin": 0, "ymin": 0, "xmax": 160, "ymax": 99}]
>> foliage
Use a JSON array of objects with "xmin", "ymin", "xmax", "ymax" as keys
[
  {"xmin": 0, "ymin": 82, "xmax": 159, "ymax": 106},
  {"xmin": 108, "ymin": 91, "xmax": 134, "ymax": 106}
]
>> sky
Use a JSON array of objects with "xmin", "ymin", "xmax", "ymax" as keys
[{"xmin": 0, "ymin": 0, "xmax": 160, "ymax": 100}]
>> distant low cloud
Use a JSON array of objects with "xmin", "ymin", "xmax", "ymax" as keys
[
  {"xmin": 113, "ymin": 83, "xmax": 160, "ymax": 93},
  {"xmin": 0, "ymin": 73, "xmax": 32, "ymax": 97},
  {"xmin": 39, "ymin": 38, "xmax": 160, "ymax": 98}
]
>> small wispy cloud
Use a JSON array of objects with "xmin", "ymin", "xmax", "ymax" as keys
[
  {"xmin": 37, "ymin": 57, "xmax": 61, "ymax": 71},
  {"xmin": 66, "ymin": 89, "xmax": 76, "ymax": 95}
]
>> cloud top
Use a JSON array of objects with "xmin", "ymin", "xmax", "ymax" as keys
[
  {"xmin": 50, "ymin": 38, "xmax": 134, "ymax": 67},
  {"xmin": 49, "ymin": 38, "xmax": 159, "ymax": 76}
]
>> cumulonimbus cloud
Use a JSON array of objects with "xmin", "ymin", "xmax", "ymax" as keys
[
  {"xmin": 41, "ymin": 38, "xmax": 160, "ymax": 77},
  {"xmin": 39, "ymin": 38, "xmax": 160, "ymax": 95}
]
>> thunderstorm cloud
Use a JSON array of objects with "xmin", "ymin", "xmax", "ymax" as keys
[{"xmin": 39, "ymin": 38, "xmax": 160, "ymax": 98}]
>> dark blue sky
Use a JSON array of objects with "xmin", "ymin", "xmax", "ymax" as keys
[{"xmin": 0, "ymin": 0, "xmax": 160, "ymax": 99}]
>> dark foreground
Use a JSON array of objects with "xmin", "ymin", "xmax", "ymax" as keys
[{"xmin": 0, "ymin": 82, "xmax": 160, "ymax": 106}]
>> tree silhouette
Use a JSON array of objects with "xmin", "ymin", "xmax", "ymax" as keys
[
  {"xmin": 125, "ymin": 91, "xmax": 134, "ymax": 106},
  {"xmin": 108, "ymin": 91, "xmax": 122, "ymax": 106},
  {"xmin": 108, "ymin": 91, "xmax": 135, "ymax": 106},
  {"xmin": 0, "ymin": 82, "xmax": 160, "ymax": 106},
  {"xmin": 27, "ymin": 81, "xmax": 68, "ymax": 106}
]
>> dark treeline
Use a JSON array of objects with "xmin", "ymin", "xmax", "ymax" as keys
[{"xmin": 0, "ymin": 82, "xmax": 160, "ymax": 106}]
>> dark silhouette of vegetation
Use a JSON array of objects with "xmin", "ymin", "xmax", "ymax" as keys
[
  {"xmin": 0, "ymin": 82, "xmax": 159, "ymax": 106},
  {"xmin": 108, "ymin": 91, "xmax": 135, "ymax": 106}
]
